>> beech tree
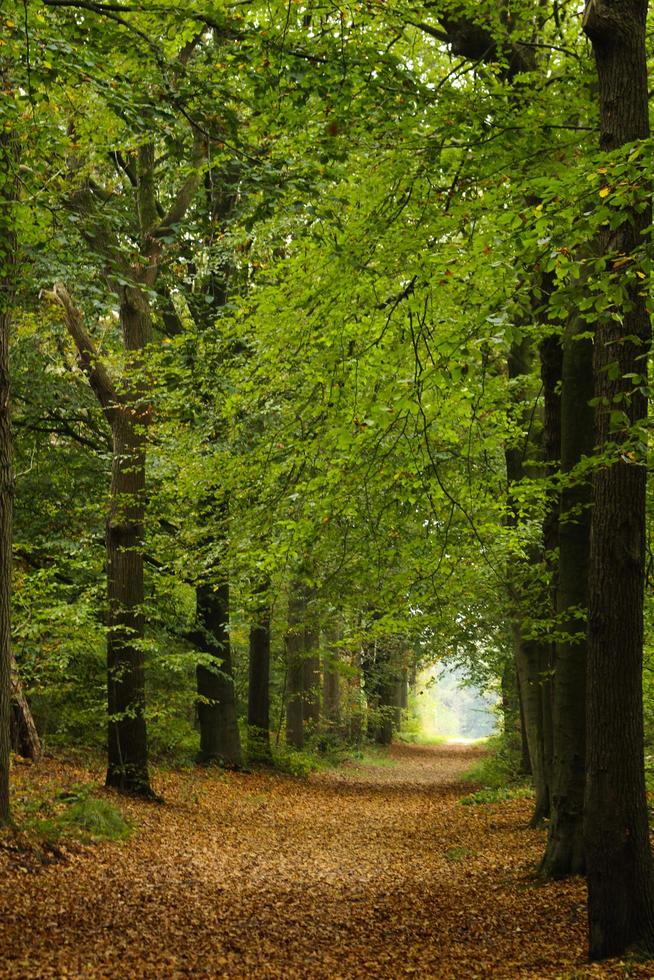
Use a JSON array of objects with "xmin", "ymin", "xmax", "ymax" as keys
[{"xmin": 582, "ymin": 0, "xmax": 654, "ymax": 957}]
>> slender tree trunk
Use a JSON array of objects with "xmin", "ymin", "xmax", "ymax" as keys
[
  {"xmin": 0, "ymin": 296, "xmax": 12, "ymax": 825},
  {"xmin": 505, "ymin": 338, "xmax": 552, "ymax": 823},
  {"xmin": 285, "ymin": 587, "xmax": 305, "ymax": 750},
  {"xmin": 322, "ymin": 632, "xmax": 341, "ymax": 729},
  {"xmin": 302, "ymin": 624, "xmax": 320, "ymax": 731},
  {"xmin": 193, "ymin": 582, "xmax": 242, "ymax": 767},
  {"xmin": 517, "ymin": 680, "xmax": 532, "ymax": 776},
  {"xmin": 541, "ymin": 321, "xmax": 593, "ymax": 878},
  {"xmin": 582, "ymin": 0, "xmax": 654, "ymax": 958},
  {"xmin": 514, "ymin": 633, "xmax": 549, "ymax": 823},
  {"xmin": 0, "ymin": 116, "xmax": 17, "ymax": 823},
  {"xmin": 248, "ymin": 583, "xmax": 272, "ymax": 763}
]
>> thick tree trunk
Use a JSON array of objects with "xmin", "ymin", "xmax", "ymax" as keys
[
  {"xmin": 106, "ymin": 404, "xmax": 151, "ymax": 792},
  {"xmin": 193, "ymin": 581, "xmax": 242, "ymax": 768},
  {"xmin": 248, "ymin": 584, "xmax": 272, "ymax": 763},
  {"xmin": 47, "ymin": 285, "xmax": 153, "ymax": 795},
  {"xmin": 10, "ymin": 654, "xmax": 41, "ymax": 761},
  {"xmin": 541, "ymin": 321, "xmax": 593, "ymax": 879},
  {"xmin": 285, "ymin": 587, "xmax": 305, "ymax": 750},
  {"xmin": 582, "ymin": 0, "xmax": 654, "ymax": 958},
  {"xmin": 539, "ymin": 332, "xmax": 561, "ymax": 811}
]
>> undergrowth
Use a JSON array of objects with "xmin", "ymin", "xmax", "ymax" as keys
[
  {"xmin": 460, "ymin": 733, "xmax": 533, "ymax": 806},
  {"xmin": 15, "ymin": 783, "xmax": 131, "ymax": 845}
]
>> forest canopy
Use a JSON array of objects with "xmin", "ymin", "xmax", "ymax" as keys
[{"xmin": 2, "ymin": 0, "xmax": 654, "ymax": 965}]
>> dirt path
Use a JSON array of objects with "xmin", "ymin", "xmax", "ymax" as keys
[{"xmin": 0, "ymin": 743, "xmax": 646, "ymax": 978}]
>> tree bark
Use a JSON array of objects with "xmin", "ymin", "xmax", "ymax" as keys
[
  {"xmin": 10, "ymin": 654, "xmax": 41, "ymax": 761},
  {"xmin": 582, "ymin": 0, "xmax": 654, "ymax": 958},
  {"xmin": 302, "ymin": 624, "xmax": 320, "ymax": 731},
  {"xmin": 0, "ymin": 306, "xmax": 12, "ymax": 826},
  {"xmin": 322, "ymin": 633, "xmax": 341, "ymax": 730},
  {"xmin": 193, "ymin": 581, "xmax": 242, "ymax": 768},
  {"xmin": 0, "ymin": 120, "xmax": 16, "ymax": 823},
  {"xmin": 105, "ymin": 290, "xmax": 152, "ymax": 793},
  {"xmin": 541, "ymin": 320, "xmax": 593, "ymax": 878},
  {"xmin": 285, "ymin": 586, "xmax": 305, "ymax": 750},
  {"xmin": 248, "ymin": 583, "xmax": 272, "ymax": 763},
  {"xmin": 505, "ymin": 338, "xmax": 552, "ymax": 824}
]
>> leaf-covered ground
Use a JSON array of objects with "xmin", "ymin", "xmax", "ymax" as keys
[{"xmin": 0, "ymin": 743, "xmax": 652, "ymax": 978}]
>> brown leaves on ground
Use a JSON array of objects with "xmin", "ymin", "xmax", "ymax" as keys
[{"xmin": 0, "ymin": 743, "xmax": 650, "ymax": 979}]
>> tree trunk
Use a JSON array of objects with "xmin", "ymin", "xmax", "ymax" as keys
[
  {"xmin": 539, "ymin": 332, "xmax": 562, "ymax": 812},
  {"xmin": 105, "ymin": 403, "xmax": 151, "ymax": 793},
  {"xmin": 248, "ymin": 583, "xmax": 272, "ymax": 764},
  {"xmin": 285, "ymin": 587, "xmax": 305, "ymax": 750},
  {"xmin": 505, "ymin": 338, "xmax": 552, "ymax": 823},
  {"xmin": 0, "ymin": 73, "xmax": 18, "ymax": 820},
  {"xmin": 10, "ymin": 654, "xmax": 41, "ymax": 761},
  {"xmin": 322, "ymin": 634, "xmax": 341, "ymax": 729},
  {"xmin": 517, "ymin": 680, "xmax": 532, "ymax": 776},
  {"xmin": 302, "ymin": 624, "xmax": 320, "ymax": 731},
  {"xmin": 514, "ymin": 632, "xmax": 549, "ymax": 824},
  {"xmin": 105, "ymin": 286, "xmax": 154, "ymax": 793},
  {"xmin": 0, "ymin": 289, "xmax": 12, "ymax": 825},
  {"xmin": 582, "ymin": 0, "xmax": 654, "ymax": 958},
  {"xmin": 194, "ymin": 581, "xmax": 242, "ymax": 768},
  {"xmin": 541, "ymin": 320, "xmax": 593, "ymax": 879}
]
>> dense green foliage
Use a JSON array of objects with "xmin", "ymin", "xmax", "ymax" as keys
[{"xmin": 2, "ymin": 2, "xmax": 654, "ymax": 910}]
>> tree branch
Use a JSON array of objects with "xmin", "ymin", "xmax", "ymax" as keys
[
  {"xmin": 152, "ymin": 135, "xmax": 207, "ymax": 240},
  {"xmin": 44, "ymin": 284, "xmax": 120, "ymax": 424}
]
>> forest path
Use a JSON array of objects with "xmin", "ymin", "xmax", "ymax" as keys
[{"xmin": 0, "ymin": 742, "xmax": 644, "ymax": 979}]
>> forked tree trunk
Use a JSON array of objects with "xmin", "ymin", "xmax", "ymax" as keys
[
  {"xmin": 541, "ymin": 321, "xmax": 593, "ymax": 879},
  {"xmin": 48, "ymin": 285, "xmax": 153, "ymax": 795},
  {"xmin": 193, "ymin": 582, "xmax": 242, "ymax": 767},
  {"xmin": 582, "ymin": 0, "xmax": 654, "ymax": 958},
  {"xmin": 248, "ymin": 584, "xmax": 272, "ymax": 763}
]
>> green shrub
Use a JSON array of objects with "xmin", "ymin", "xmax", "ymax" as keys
[
  {"xmin": 460, "ymin": 784, "xmax": 534, "ymax": 806},
  {"xmin": 462, "ymin": 732, "xmax": 524, "ymax": 789},
  {"xmin": 271, "ymin": 745, "xmax": 322, "ymax": 777},
  {"xmin": 23, "ymin": 785, "xmax": 131, "ymax": 844}
]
